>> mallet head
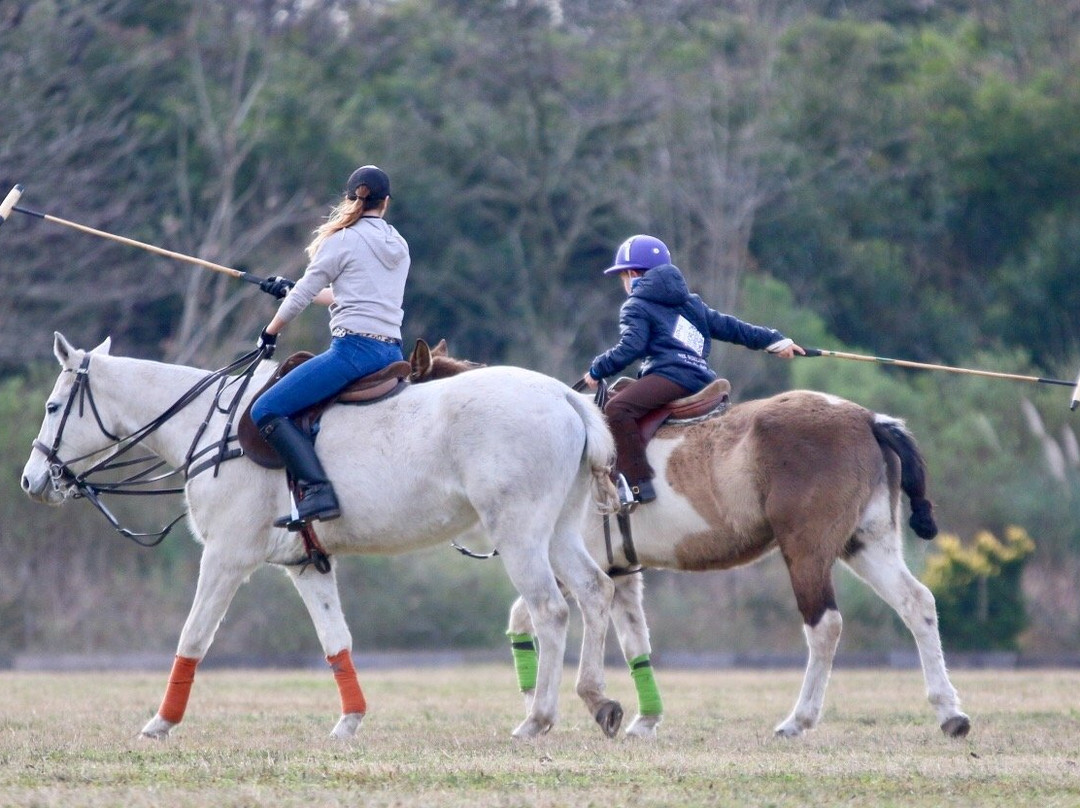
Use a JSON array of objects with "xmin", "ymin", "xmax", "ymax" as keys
[
  {"xmin": 1070, "ymin": 367, "xmax": 1080, "ymax": 411},
  {"xmin": 0, "ymin": 184, "xmax": 23, "ymax": 228}
]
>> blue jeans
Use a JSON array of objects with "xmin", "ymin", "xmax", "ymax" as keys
[{"xmin": 251, "ymin": 335, "xmax": 404, "ymax": 426}]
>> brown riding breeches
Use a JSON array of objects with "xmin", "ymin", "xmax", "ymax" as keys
[{"xmin": 604, "ymin": 374, "xmax": 692, "ymax": 483}]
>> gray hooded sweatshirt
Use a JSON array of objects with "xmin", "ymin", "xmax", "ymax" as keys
[{"xmin": 275, "ymin": 217, "xmax": 411, "ymax": 340}]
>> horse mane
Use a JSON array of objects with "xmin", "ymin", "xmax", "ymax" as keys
[{"xmin": 408, "ymin": 338, "xmax": 483, "ymax": 382}]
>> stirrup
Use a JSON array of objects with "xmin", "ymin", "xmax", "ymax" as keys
[
  {"xmin": 273, "ymin": 509, "xmax": 341, "ymax": 532},
  {"xmin": 273, "ymin": 492, "xmax": 341, "ymax": 532},
  {"xmin": 274, "ymin": 494, "xmax": 305, "ymax": 531},
  {"xmin": 632, "ymin": 478, "xmax": 657, "ymax": 503},
  {"xmin": 615, "ymin": 474, "xmax": 637, "ymax": 512}
]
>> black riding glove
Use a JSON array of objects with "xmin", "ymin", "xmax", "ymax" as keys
[
  {"xmin": 257, "ymin": 328, "xmax": 278, "ymax": 358},
  {"xmin": 259, "ymin": 276, "xmax": 295, "ymax": 300}
]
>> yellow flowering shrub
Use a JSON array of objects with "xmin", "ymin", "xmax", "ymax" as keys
[{"xmin": 922, "ymin": 527, "xmax": 1035, "ymax": 651}]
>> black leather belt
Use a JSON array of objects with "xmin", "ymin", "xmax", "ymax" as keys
[{"xmin": 331, "ymin": 327, "xmax": 401, "ymax": 345}]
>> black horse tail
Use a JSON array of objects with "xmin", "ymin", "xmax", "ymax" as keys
[{"xmin": 871, "ymin": 415, "xmax": 938, "ymax": 540}]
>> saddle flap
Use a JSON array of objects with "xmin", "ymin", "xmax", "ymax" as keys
[
  {"xmin": 237, "ymin": 354, "xmax": 412, "ymax": 470},
  {"xmin": 636, "ymin": 378, "xmax": 731, "ymax": 444},
  {"xmin": 667, "ymin": 378, "xmax": 731, "ymax": 419},
  {"xmin": 337, "ymin": 360, "xmax": 412, "ymax": 402}
]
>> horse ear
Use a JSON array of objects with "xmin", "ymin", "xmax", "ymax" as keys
[
  {"xmin": 53, "ymin": 332, "xmax": 77, "ymax": 367},
  {"xmin": 410, "ymin": 339, "xmax": 432, "ymax": 380},
  {"xmin": 91, "ymin": 336, "xmax": 112, "ymax": 355},
  {"xmin": 432, "ymin": 339, "xmax": 448, "ymax": 357}
]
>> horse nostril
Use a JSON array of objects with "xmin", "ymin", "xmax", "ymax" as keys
[{"xmin": 20, "ymin": 475, "xmax": 29, "ymax": 492}]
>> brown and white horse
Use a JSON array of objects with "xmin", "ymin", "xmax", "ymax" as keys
[{"xmin": 410, "ymin": 340, "xmax": 971, "ymax": 740}]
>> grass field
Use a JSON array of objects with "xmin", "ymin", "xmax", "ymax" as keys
[{"xmin": 1, "ymin": 665, "xmax": 1078, "ymax": 807}]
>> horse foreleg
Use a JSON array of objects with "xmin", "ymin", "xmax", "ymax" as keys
[
  {"xmin": 550, "ymin": 533, "xmax": 619, "ymax": 738},
  {"xmin": 845, "ymin": 542, "xmax": 971, "ymax": 738},
  {"xmin": 506, "ymin": 596, "xmax": 538, "ymax": 715},
  {"xmin": 284, "ymin": 564, "xmax": 366, "ymax": 739},
  {"xmin": 498, "ymin": 548, "xmax": 569, "ymax": 738},
  {"xmin": 141, "ymin": 549, "xmax": 257, "ymax": 740},
  {"xmin": 608, "ymin": 574, "xmax": 663, "ymax": 739}
]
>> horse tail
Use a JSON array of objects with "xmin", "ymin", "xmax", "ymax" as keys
[
  {"xmin": 566, "ymin": 391, "xmax": 620, "ymax": 514},
  {"xmin": 871, "ymin": 414, "xmax": 938, "ymax": 540}
]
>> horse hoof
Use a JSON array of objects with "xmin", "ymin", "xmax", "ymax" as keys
[
  {"xmin": 594, "ymin": 700, "xmax": 624, "ymax": 738},
  {"xmin": 941, "ymin": 714, "xmax": 971, "ymax": 738},
  {"xmin": 773, "ymin": 720, "xmax": 806, "ymax": 738},
  {"xmin": 330, "ymin": 712, "xmax": 365, "ymax": 739},
  {"xmin": 139, "ymin": 715, "xmax": 175, "ymax": 740},
  {"xmin": 625, "ymin": 714, "xmax": 660, "ymax": 739},
  {"xmin": 512, "ymin": 717, "xmax": 553, "ymax": 738}
]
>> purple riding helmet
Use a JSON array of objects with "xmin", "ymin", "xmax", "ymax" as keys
[{"xmin": 603, "ymin": 234, "xmax": 671, "ymax": 275}]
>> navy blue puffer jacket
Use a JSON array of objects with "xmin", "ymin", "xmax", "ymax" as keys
[{"xmin": 588, "ymin": 263, "xmax": 785, "ymax": 393}]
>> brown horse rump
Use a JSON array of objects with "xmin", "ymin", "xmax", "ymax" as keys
[{"xmin": 237, "ymin": 352, "xmax": 412, "ymax": 469}]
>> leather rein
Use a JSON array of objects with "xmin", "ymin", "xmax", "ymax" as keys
[{"xmin": 33, "ymin": 348, "xmax": 264, "ymax": 546}]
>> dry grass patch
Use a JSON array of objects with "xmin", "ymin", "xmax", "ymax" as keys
[{"xmin": 0, "ymin": 666, "xmax": 1077, "ymax": 807}]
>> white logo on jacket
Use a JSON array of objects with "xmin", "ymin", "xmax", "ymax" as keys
[{"xmin": 672, "ymin": 315, "xmax": 705, "ymax": 355}]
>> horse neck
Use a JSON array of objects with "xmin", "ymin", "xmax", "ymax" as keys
[{"xmin": 91, "ymin": 354, "xmax": 221, "ymax": 469}]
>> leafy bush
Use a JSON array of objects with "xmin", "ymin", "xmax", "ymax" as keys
[{"xmin": 922, "ymin": 527, "xmax": 1035, "ymax": 651}]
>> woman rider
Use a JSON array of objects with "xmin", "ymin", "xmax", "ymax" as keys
[{"xmin": 251, "ymin": 165, "xmax": 410, "ymax": 529}]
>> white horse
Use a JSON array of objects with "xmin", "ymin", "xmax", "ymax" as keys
[
  {"xmin": 411, "ymin": 341, "xmax": 972, "ymax": 740},
  {"xmin": 21, "ymin": 333, "xmax": 622, "ymax": 740}
]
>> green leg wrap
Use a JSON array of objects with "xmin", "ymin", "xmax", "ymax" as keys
[
  {"xmin": 629, "ymin": 653, "xmax": 663, "ymax": 716},
  {"xmin": 508, "ymin": 632, "xmax": 538, "ymax": 692}
]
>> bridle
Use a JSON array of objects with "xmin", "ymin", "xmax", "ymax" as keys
[{"xmin": 33, "ymin": 348, "xmax": 265, "ymax": 545}]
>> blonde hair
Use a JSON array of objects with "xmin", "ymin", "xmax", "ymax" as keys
[{"xmin": 305, "ymin": 191, "xmax": 384, "ymax": 259}]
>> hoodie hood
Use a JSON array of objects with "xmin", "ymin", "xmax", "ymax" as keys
[
  {"xmin": 352, "ymin": 217, "xmax": 410, "ymax": 271},
  {"xmin": 630, "ymin": 263, "xmax": 690, "ymax": 306}
]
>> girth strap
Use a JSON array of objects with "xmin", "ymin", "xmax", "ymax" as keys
[
  {"xmin": 297, "ymin": 521, "xmax": 332, "ymax": 574},
  {"xmin": 602, "ymin": 510, "xmax": 641, "ymax": 577}
]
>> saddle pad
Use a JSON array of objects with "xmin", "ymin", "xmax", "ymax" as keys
[{"xmin": 237, "ymin": 353, "xmax": 412, "ymax": 469}]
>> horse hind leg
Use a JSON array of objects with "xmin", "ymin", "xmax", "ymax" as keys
[
  {"xmin": 774, "ymin": 554, "xmax": 844, "ymax": 738},
  {"xmin": 508, "ymin": 573, "xmax": 653, "ymax": 739},
  {"xmin": 497, "ymin": 543, "xmax": 571, "ymax": 738},
  {"xmin": 548, "ymin": 526, "xmax": 621, "ymax": 738},
  {"xmin": 844, "ymin": 527, "xmax": 971, "ymax": 738}
]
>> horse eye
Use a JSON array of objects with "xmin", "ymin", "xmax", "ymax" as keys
[{"xmin": 46, "ymin": 402, "xmax": 60, "ymax": 415}]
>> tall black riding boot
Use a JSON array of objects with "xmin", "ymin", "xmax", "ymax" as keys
[{"xmin": 258, "ymin": 416, "xmax": 341, "ymax": 529}]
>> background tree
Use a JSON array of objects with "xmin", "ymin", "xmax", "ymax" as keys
[{"xmin": 5, "ymin": 0, "xmax": 1080, "ymax": 659}]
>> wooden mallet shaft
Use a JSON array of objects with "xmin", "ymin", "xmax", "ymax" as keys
[
  {"xmin": 803, "ymin": 348, "xmax": 1080, "ymax": 410},
  {"xmin": 2, "ymin": 184, "xmax": 256, "ymax": 283}
]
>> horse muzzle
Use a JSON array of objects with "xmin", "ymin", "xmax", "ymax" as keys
[{"xmin": 21, "ymin": 459, "xmax": 70, "ymax": 505}]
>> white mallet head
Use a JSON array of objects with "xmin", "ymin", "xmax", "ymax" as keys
[
  {"xmin": 0, "ymin": 184, "xmax": 23, "ymax": 227},
  {"xmin": 1070, "ymin": 367, "xmax": 1080, "ymax": 411}
]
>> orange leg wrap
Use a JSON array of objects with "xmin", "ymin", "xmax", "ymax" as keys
[
  {"xmin": 158, "ymin": 655, "xmax": 199, "ymax": 724},
  {"xmin": 327, "ymin": 649, "xmax": 367, "ymax": 715}
]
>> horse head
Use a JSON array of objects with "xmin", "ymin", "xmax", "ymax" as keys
[
  {"xmin": 21, "ymin": 332, "xmax": 115, "ymax": 504},
  {"xmin": 408, "ymin": 338, "xmax": 483, "ymax": 383}
]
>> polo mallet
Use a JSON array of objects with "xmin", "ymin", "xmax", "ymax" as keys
[
  {"xmin": 802, "ymin": 348, "xmax": 1080, "ymax": 411},
  {"xmin": 0, "ymin": 184, "xmax": 267, "ymax": 287}
]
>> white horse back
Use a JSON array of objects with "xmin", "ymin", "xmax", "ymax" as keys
[{"xmin": 218, "ymin": 366, "xmax": 594, "ymax": 554}]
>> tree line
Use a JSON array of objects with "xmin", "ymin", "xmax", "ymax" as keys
[{"xmin": 3, "ymin": 0, "xmax": 1080, "ymax": 660}]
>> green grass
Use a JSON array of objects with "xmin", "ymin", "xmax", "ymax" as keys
[{"xmin": 0, "ymin": 666, "xmax": 1077, "ymax": 807}]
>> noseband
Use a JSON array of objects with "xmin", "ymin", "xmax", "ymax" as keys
[{"xmin": 34, "ymin": 355, "xmax": 119, "ymax": 490}]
